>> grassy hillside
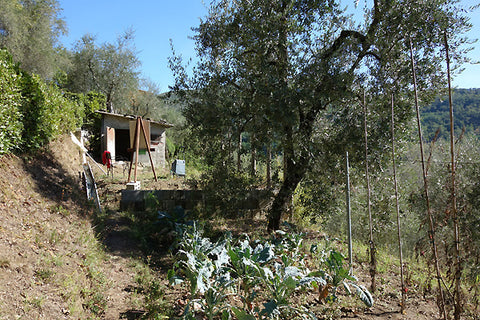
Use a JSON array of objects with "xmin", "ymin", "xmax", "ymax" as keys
[{"xmin": 0, "ymin": 136, "xmax": 164, "ymax": 319}]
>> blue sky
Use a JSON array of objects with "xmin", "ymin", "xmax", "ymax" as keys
[{"xmin": 58, "ymin": 0, "xmax": 480, "ymax": 93}]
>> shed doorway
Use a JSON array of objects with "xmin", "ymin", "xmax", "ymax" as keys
[{"xmin": 115, "ymin": 129, "xmax": 130, "ymax": 161}]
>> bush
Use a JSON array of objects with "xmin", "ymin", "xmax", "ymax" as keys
[
  {"xmin": 199, "ymin": 166, "xmax": 259, "ymax": 218},
  {"xmin": 19, "ymin": 72, "xmax": 84, "ymax": 151},
  {"xmin": 0, "ymin": 48, "xmax": 88, "ymax": 153},
  {"xmin": 0, "ymin": 50, "xmax": 23, "ymax": 154}
]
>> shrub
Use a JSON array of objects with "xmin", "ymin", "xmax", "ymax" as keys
[
  {"xmin": 19, "ymin": 72, "xmax": 84, "ymax": 151},
  {"xmin": 0, "ymin": 49, "xmax": 23, "ymax": 154}
]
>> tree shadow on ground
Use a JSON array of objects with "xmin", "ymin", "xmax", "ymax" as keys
[{"xmin": 21, "ymin": 149, "xmax": 89, "ymax": 213}]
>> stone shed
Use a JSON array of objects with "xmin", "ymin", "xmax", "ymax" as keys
[{"xmin": 97, "ymin": 111, "xmax": 173, "ymax": 168}]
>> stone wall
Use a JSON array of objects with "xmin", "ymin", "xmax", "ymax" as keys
[{"xmin": 120, "ymin": 189, "xmax": 268, "ymax": 212}]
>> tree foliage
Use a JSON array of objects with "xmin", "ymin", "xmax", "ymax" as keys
[
  {"xmin": 171, "ymin": 0, "xmax": 472, "ymax": 230},
  {"xmin": 64, "ymin": 30, "xmax": 141, "ymax": 113},
  {"xmin": 0, "ymin": 0, "xmax": 67, "ymax": 79},
  {"xmin": 19, "ymin": 73, "xmax": 84, "ymax": 150}
]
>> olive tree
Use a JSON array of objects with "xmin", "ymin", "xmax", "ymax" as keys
[
  {"xmin": 171, "ymin": 0, "xmax": 471, "ymax": 231},
  {"xmin": 65, "ymin": 30, "xmax": 140, "ymax": 113},
  {"xmin": 0, "ymin": 0, "xmax": 67, "ymax": 79}
]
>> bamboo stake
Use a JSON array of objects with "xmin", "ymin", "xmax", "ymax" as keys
[
  {"xmin": 133, "ymin": 117, "xmax": 141, "ymax": 182},
  {"xmin": 409, "ymin": 38, "xmax": 447, "ymax": 320},
  {"xmin": 346, "ymin": 151, "xmax": 353, "ymax": 271},
  {"xmin": 237, "ymin": 132, "xmax": 242, "ymax": 172},
  {"xmin": 444, "ymin": 32, "xmax": 461, "ymax": 320},
  {"xmin": 127, "ymin": 117, "xmax": 140, "ymax": 182},
  {"xmin": 390, "ymin": 94, "xmax": 406, "ymax": 313},
  {"xmin": 139, "ymin": 118, "xmax": 158, "ymax": 182},
  {"xmin": 363, "ymin": 91, "xmax": 376, "ymax": 292},
  {"xmin": 267, "ymin": 142, "xmax": 272, "ymax": 189}
]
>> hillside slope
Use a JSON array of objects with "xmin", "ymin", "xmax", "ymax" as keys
[
  {"xmin": 422, "ymin": 88, "xmax": 480, "ymax": 139},
  {"xmin": 0, "ymin": 136, "xmax": 141, "ymax": 319}
]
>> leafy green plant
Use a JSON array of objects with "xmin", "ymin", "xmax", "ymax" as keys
[
  {"xmin": 257, "ymin": 264, "xmax": 321, "ymax": 319},
  {"xmin": 0, "ymin": 49, "xmax": 23, "ymax": 154},
  {"xmin": 228, "ymin": 236, "xmax": 275, "ymax": 303},
  {"xmin": 19, "ymin": 72, "xmax": 83, "ymax": 151},
  {"xmin": 133, "ymin": 261, "xmax": 172, "ymax": 320},
  {"xmin": 310, "ymin": 249, "xmax": 374, "ymax": 307},
  {"xmin": 156, "ymin": 206, "xmax": 194, "ymax": 249},
  {"xmin": 142, "ymin": 279, "xmax": 169, "ymax": 320},
  {"xmin": 169, "ymin": 223, "xmax": 373, "ymax": 319},
  {"xmin": 270, "ymin": 227, "xmax": 306, "ymax": 267},
  {"xmin": 169, "ymin": 224, "xmax": 229, "ymax": 295}
]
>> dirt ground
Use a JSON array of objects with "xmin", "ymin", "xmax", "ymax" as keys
[
  {"xmin": 0, "ymin": 134, "xmax": 466, "ymax": 319},
  {"xmin": 0, "ymin": 136, "xmax": 144, "ymax": 319}
]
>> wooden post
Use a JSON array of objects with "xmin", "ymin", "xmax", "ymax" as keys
[
  {"xmin": 127, "ymin": 117, "xmax": 140, "ymax": 182},
  {"xmin": 346, "ymin": 151, "xmax": 353, "ymax": 270},
  {"xmin": 363, "ymin": 91, "xmax": 376, "ymax": 293},
  {"xmin": 133, "ymin": 117, "xmax": 141, "ymax": 182},
  {"xmin": 139, "ymin": 118, "xmax": 158, "ymax": 182},
  {"xmin": 410, "ymin": 38, "xmax": 447, "ymax": 320},
  {"xmin": 391, "ymin": 94, "xmax": 406, "ymax": 313},
  {"xmin": 445, "ymin": 32, "xmax": 461, "ymax": 320},
  {"xmin": 127, "ymin": 116, "xmax": 158, "ymax": 183}
]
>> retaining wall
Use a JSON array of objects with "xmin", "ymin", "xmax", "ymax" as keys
[{"xmin": 120, "ymin": 189, "xmax": 268, "ymax": 211}]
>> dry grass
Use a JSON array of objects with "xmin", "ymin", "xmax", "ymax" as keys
[{"xmin": 0, "ymin": 136, "xmax": 143, "ymax": 319}]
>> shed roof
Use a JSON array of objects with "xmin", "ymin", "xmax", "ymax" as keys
[{"xmin": 96, "ymin": 110, "xmax": 174, "ymax": 128}]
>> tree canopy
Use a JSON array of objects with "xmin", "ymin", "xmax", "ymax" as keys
[
  {"xmin": 64, "ymin": 30, "xmax": 141, "ymax": 113},
  {"xmin": 0, "ymin": 0, "xmax": 67, "ymax": 79},
  {"xmin": 171, "ymin": 0, "xmax": 472, "ymax": 230}
]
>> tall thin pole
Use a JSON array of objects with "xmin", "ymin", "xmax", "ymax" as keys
[
  {"xmin": 445, "ymin": 32, "xmax": 461, "ymax": 320},
  {"xmin": 409, "ymin": 38, "xmax": 447, "ymax": 320},
  {"xmin": 390, "ymin": 94, "xmax": 406, "ymax": 313},
  {"xmin": 139, "ymin": 118, "xmax": 158, "ymax": 182},
  {"xmin": 127, "ymin": 117, "xmax": 140, "ymax": 182},
  {"xmin": 267, "ymin": 142, "xmax": 272, "ymax": 189},
  {"xmin": 363, "ymin": 92, "xmax": 376, "ymax": 293},
  {"xmin": 133, "ymin": 117, "xmax": 141, "ymax": 182},
  {"xmin": 346, "ymin": 151, "xmax": 353, "ymax": 270}
]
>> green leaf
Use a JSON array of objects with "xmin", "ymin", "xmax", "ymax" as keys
[
  {"xmin": 260, "ymin": 300, "xmax": 280, "ymax": 317},
  {"xmin": 299, "ymin": 276, "xmax": 326, "ymax": 287},
  {"xmin": 215, "ymin": 247, "xmax": 230, "ymax": 269},
  {"xmin": 343, "ymin": 281, "xmax": 352, "ymax": 295},
  {"xmin": 350, "ymin": 283, "xmax": 374, "ymax": 307},
  {"xmin": 167, "ymin": 269, "xmax": 184, "ymax": 286},
  {"xmin": 254, "ymin": 243, "xmax": 275, "ymax": 263},
  {"xmin": 284, "ymin": 266, "xmax": 304, "ymax": 279},
  {"xmin": 283, "ymin": 276, "xmax": 298, "ymax": 290},
  {"xmin": 231, "ymin": 307, "xmax": 256, "ymax": 320},
  {"xmin": 221, "ymin": 310, "xmax": 231, "ymax": 320}
]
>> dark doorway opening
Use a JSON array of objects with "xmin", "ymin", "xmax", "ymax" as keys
[{"xmin": 115, "ymin": 129, "xmax": 130, "ymax": 160}]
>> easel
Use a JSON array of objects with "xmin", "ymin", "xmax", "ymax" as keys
[{"xmin": 127, "ymin": 116, "xmax": 158, "ymax": 183}]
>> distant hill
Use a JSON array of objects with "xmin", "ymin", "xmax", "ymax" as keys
[{"xmin": 421, "ymin": 88, "xmax": 480, "ymax": 140}]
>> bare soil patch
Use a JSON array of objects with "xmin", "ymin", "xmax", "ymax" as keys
[{"xmin": 0, "ymin": 137, "xmax": 146, "ymax": 319}]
